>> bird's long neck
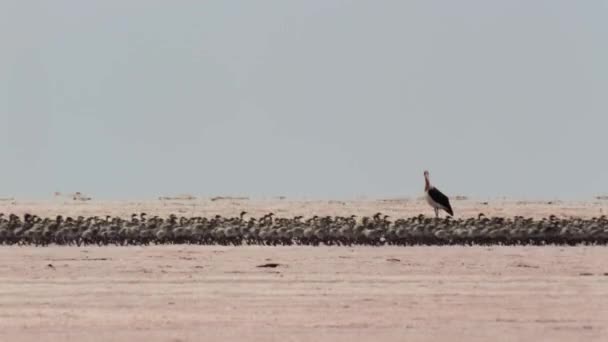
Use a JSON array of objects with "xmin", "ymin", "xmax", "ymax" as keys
[{"xmin": 424, "ymin": 175, "xmax": 431, "ymax": 191}]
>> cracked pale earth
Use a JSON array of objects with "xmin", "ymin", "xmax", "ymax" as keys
[{"xmin": 1, "ymin": 199, "xmax": 607, "ymax": 341}]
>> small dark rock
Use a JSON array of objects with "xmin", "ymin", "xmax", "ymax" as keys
[{"xmin": 257, "ymin": 263, "xmax": 281, "ymax": 268}]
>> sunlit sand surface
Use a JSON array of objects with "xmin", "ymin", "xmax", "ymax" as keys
[
  {"xmin": 1, "ymin": 246, "xmax": 607, "ymax": 341},
  {"xmin": 1, "ymin": 199, "xmax": 607, "ymax": 341},
  {"xmin": 1, "ymin": 198, "xmax": 607, "ymax": 219}
]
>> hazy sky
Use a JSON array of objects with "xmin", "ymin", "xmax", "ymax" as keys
[{"xmin": 1, "ymin": 1, "xmax": 607, "ymax": 200}]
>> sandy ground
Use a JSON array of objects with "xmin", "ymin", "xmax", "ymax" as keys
[
  {"xmin": 2, "ymin": 200, "xmax": 607, "ymax": 340},
  {"xmin": 1, "ymin": 198, "xmax": 608, "ymax": 219},
  {"xmin": 1, "ymin": 246, "xmax": 607, "ymax": 341}
]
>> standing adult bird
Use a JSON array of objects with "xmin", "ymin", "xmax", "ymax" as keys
[{"xmin": 424, "ymin": 170, "xmax": 454, "ymax": 218}]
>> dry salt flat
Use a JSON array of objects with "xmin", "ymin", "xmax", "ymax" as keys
[
  {"xmin": 0, "ymin": 246, "xmax": 607, "ymax": 341},
  {"xmin": 1, "ymin": 197, "xmax": 607, "ymax": 219},
  {"xmin": 1, "ymin": 198, "xmax": 608, "ymax": 341}
]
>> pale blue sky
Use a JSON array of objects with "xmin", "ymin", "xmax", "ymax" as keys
[{"xmin": 0, "ymin": 1, "xmax": 607, "ymax": 199}]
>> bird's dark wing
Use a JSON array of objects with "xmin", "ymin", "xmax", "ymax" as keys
[{"xmin": 428, "ymin": 187, "xmax": 454, "ymax": 216}]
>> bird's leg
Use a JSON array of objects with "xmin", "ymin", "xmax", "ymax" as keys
[{"xmin": 434, "ymin": 208, "xmax": 439, "ymax": 218}]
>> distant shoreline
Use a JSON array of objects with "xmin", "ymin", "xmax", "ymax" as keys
[{"xmin": 1, "ymin": 198, "xmax": 606, "ymax": 219}]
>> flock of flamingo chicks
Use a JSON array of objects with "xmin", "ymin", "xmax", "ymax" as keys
[
  {"xmin": 1, "ymin": 211, "xmax": 608, "ymax": 246},
  {"xmin": 1, "ymin": 171, "xmax": 605, "ymax": 246}
]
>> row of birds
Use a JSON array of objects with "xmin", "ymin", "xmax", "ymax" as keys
[
  {"xmin": 1, "ymin": 171, "xmax": 603, "ymax": 246},
  {"xmin": 1, "ymin": 212, "xmax": 608, "ymax": 246}
]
